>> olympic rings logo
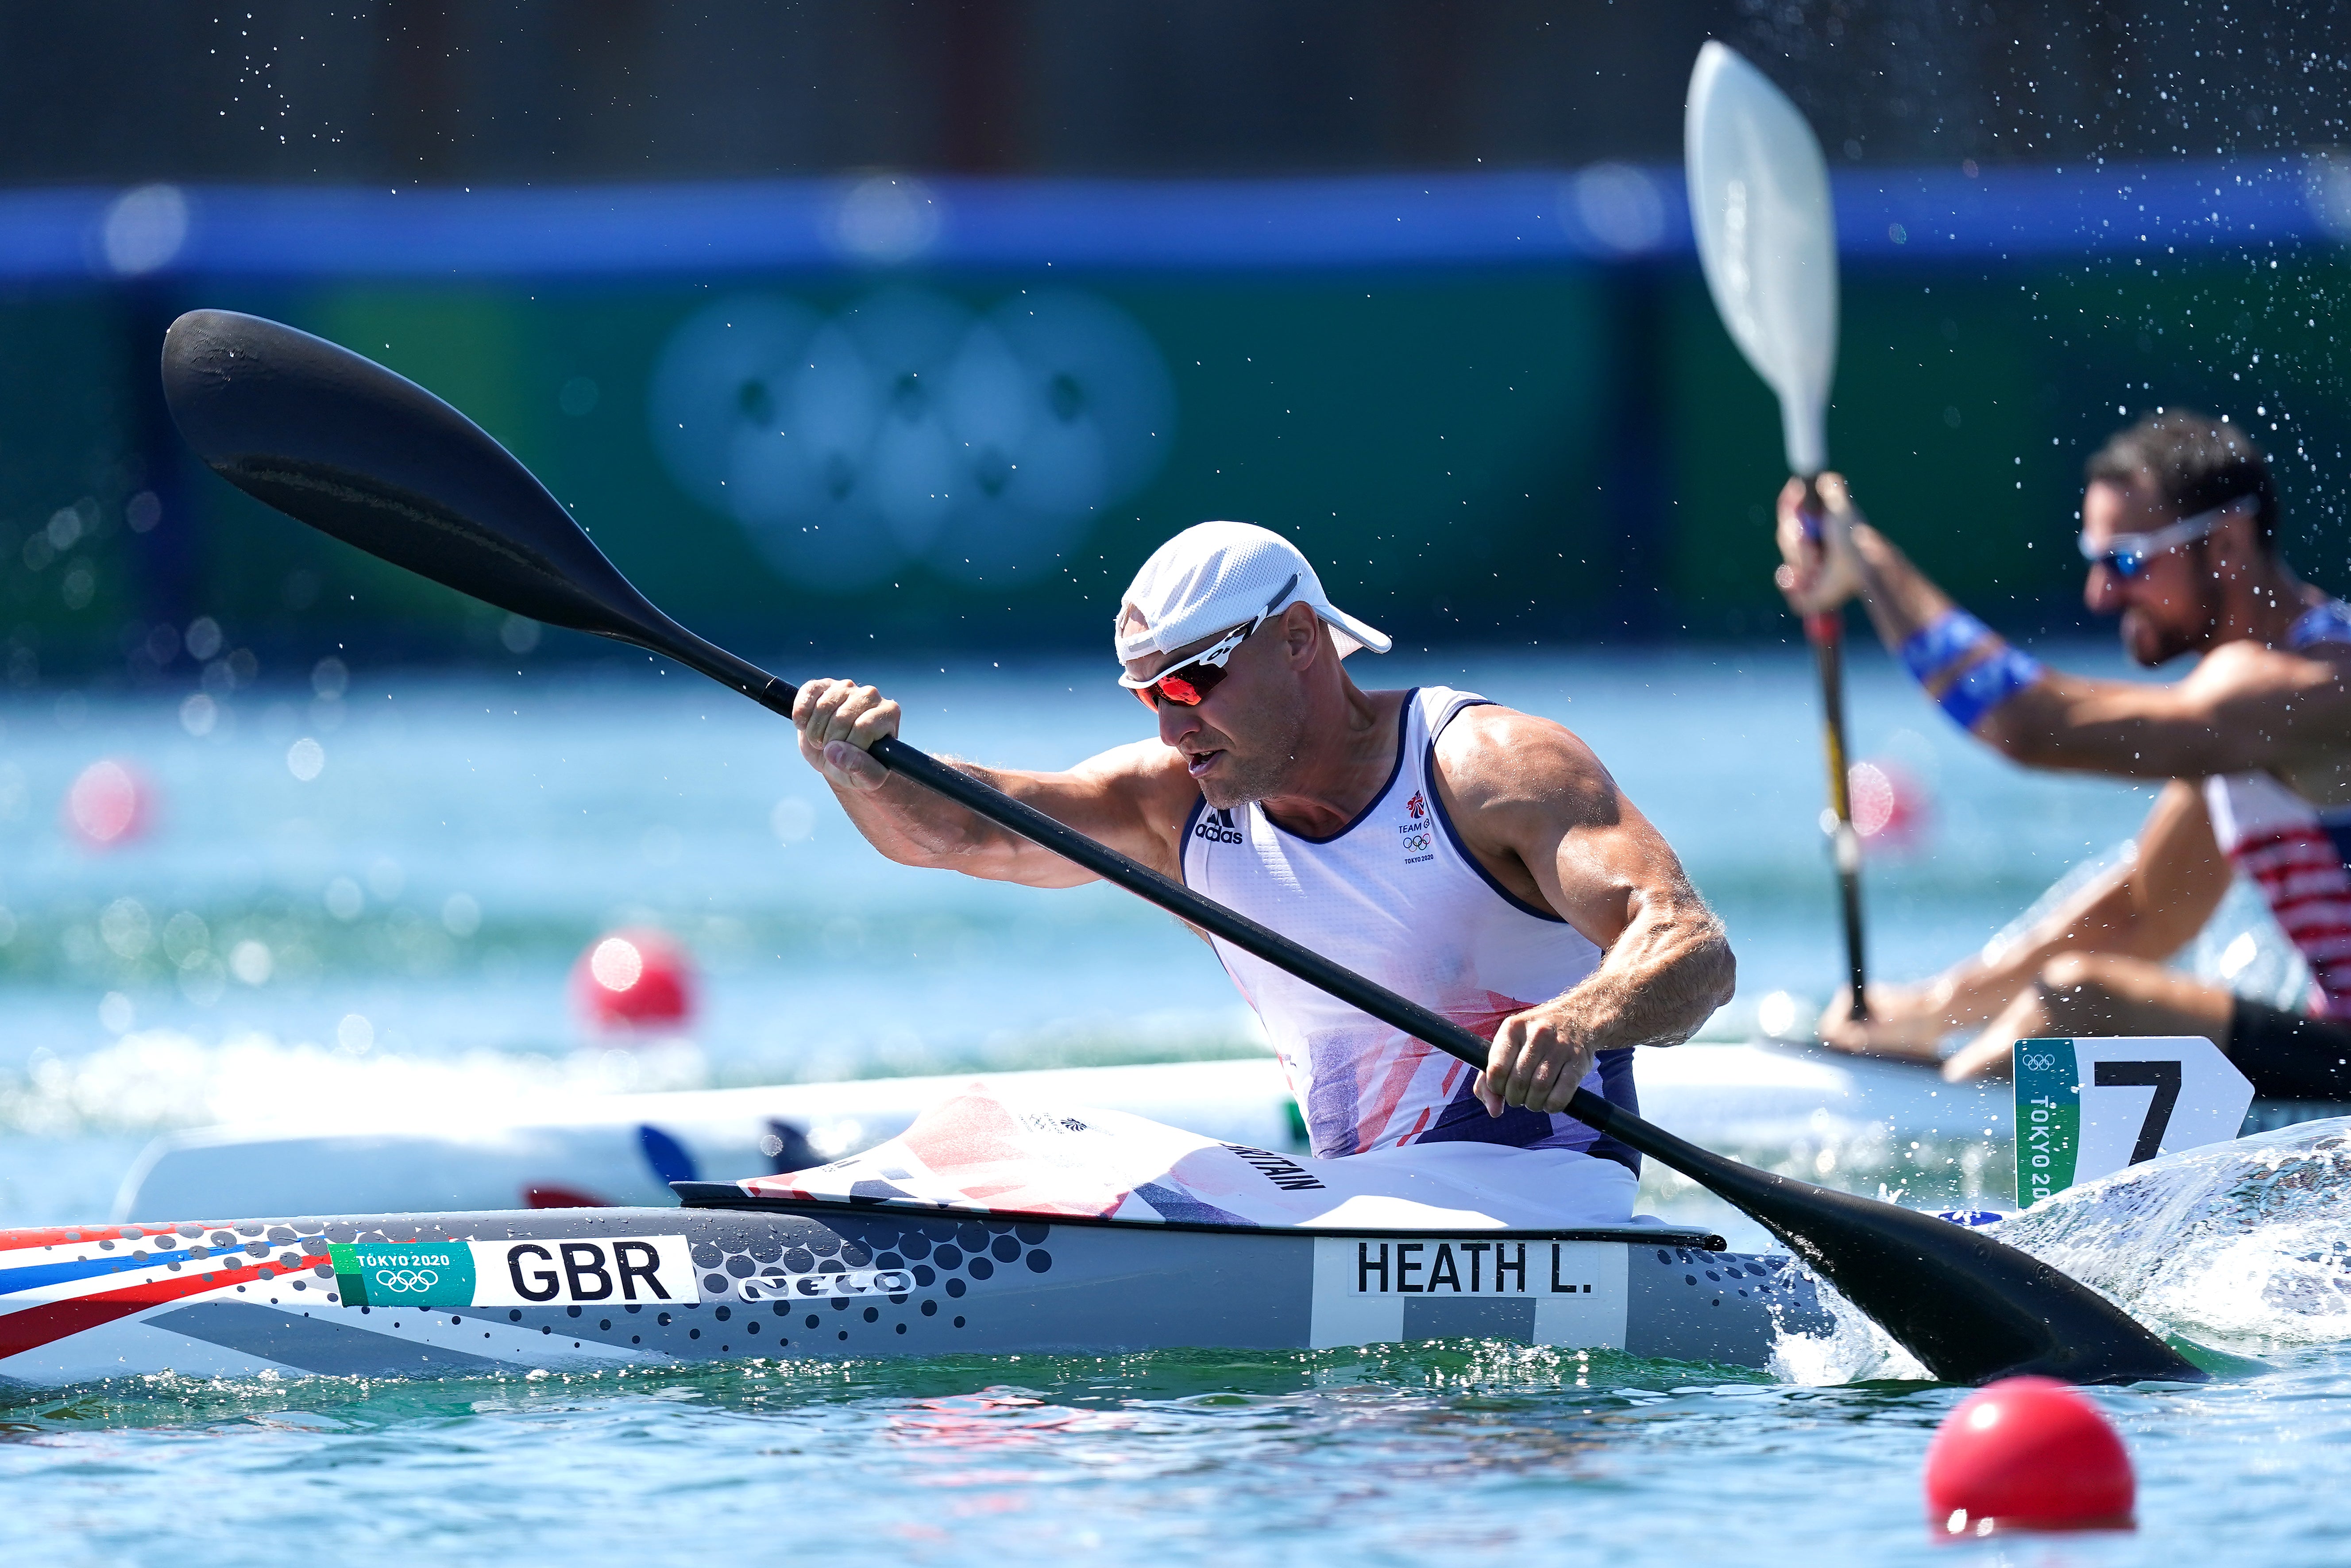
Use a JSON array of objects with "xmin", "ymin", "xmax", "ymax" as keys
[
  {"xmin": 1399, "ymin": 832, "xmax": 1432, "ymax": 854},
  {"xmin": 648, "ymin": 288, "xmax": 1175, "ymax": 593},
  {"xmin": 373, "ymin": 1268, "xmax": 440, "ymax": 1294}
]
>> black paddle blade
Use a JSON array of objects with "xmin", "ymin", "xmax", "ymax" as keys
[
  {"xmin": 1588, "ymin": 1105, "xmax": 2201, "ymax": 1384},
  {"xmin": 162, "ymin": 309, "xmax": 679, "ymax": 649}
]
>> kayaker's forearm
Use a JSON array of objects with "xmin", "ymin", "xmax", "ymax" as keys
[
  {"xmin": 1563, "ymin": 896, "xmax": 1735, "ymax": 1052},
  {"xmin": 830, "ymin": 762, "xmax": 1097, "ymax": 886},
  {"xmin": 1932, "ymin": 894, "xmax": 2118, "ymax": 1025},
  {"xmin": 1920, "ymin": 947, "xmax": 2057, "ymax": 1037},
  {"xmin": 827, "ymin": 767, "xmax": 987, "ymax": 864},
  {"xmin": 1845, "ymin": 524, "xmax": 1961, "ymax": 650}
]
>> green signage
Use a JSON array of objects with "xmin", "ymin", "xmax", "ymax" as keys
[
  {"xmin": 2013, "ymin": 1038, "xmax": 2081, "ymax": 1208},
  {"xmin": 328, "ymin": 1241, "xmax": 478, "ymax": 1308}
]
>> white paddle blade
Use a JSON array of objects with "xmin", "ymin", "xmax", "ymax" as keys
[{"xmin": 1684, "ymin": 41, "xmax": 1838, "ymax": 476}]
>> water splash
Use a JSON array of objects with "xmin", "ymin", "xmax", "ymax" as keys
[
  {"xmin": 1769, "ymin": 1116, "xmax": 2351, "ymax": 1381},
  {"xmin": 1768, "ymin": 1276, "xmax": 1928, "ymax": 1387},
  {"xmin": 1995, "ymin": 1118, "xmax": 2351, "ymax": 1353}
]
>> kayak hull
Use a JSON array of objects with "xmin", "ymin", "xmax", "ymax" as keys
[{"xmin": 0, "ymin": 1202, "xmax": 1830, "ymax": 1388}]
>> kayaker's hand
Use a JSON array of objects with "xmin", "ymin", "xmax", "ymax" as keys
[
  {"xmin": 1773, "ymin": 472, "xmax": 1868, "ymax": 616},
  {"xmin": 792, "ymin": 678, "xmax": 900, "ymax": 794},
  {"xmin": 1812, "ymin": 981, "xmax": 1949, "ymax": 1064},
  {"xmin": 1476, "ymin": 1000, "xmax": 1596, "ymax": 1117}
]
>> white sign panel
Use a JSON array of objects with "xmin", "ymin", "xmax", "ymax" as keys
[{"xmin": 2012, "ymin": 1036, "xmax": 2253, "ymax": 1205}]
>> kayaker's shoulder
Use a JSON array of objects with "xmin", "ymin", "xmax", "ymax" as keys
[
  {"xmin": 2187, "ymin": 632, "xmax": 2351, "ymax": 695},
  {"xmin": 1430, "ymin": 701, "xmax": 1608, "ymax": 776},
  {"xmin": 1427, "ymin": 702, "xmax": 1615, "ymax": 816}
]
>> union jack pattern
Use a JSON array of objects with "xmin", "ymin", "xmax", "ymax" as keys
[
  {"xmin": 2204, "ymin": 772, "xmax": 2351, "ymax": 1017},
  {"xmin": 0, "ymin": 1220, "xmax": 334, "ymax": 1367},
  {"xmin": 2201, "ymin": 598, "xmax": 2351, "ymax": 1018}
]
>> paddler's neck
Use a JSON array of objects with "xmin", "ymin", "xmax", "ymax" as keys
[
  {"xmin": 2227, "ymin": 552, "xmax": 2314, "ymax": 649},
  {"xmin": 1254, "ymin": 675, "xmax": 1398, "ymax": 839}
]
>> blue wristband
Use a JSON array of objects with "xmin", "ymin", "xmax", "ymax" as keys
[
  {"xmin": 1900, "ymin": 609, "xmax": 1993, "ymax": 683},
  {"xmin": 1940, "ymin": 644, "xmax": 2044, "ymax": 731}
]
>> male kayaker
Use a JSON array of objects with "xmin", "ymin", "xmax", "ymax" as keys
[
  {"xmin": 791, "ymin": 521, "xmax": 1734, "ymax": 1220},
  {"xmin": 1773, "ymin": 411, "xmax": 2351, "ymax": 1098}
]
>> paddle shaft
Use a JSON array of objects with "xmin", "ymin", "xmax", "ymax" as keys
[{"xmin": 1798, "ymin": 477, "xmax": 1869, "ymax": 1020}]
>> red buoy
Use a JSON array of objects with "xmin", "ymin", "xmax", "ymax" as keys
[
  {"xmin": 571, "ymin": 928, "xmax": 695, "ymax": 1032},
  {"xmin": 62, "ymin": 758, "xmax": 153, "ymax": 850},
  {"xmin": 1924, "ymin": 1376, "xmax": 2135, "ymax": 1537},
  {"xmin": 1849, "ymin": 758, "xmax": 1929, "ymax": 850}
]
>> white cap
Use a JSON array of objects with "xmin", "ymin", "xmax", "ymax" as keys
[{"xmin": 1114, "ymin": 521, "xmax": 1391, "ymax": 676}]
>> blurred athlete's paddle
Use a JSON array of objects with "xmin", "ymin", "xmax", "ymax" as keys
[
  {"xmin": 1686, "ymin": 42, "xmax": 1870, "ymax": 1020},
  {"xmin": 158, "ymin": 308, "xmax": 2198, "ymax": 1387}
]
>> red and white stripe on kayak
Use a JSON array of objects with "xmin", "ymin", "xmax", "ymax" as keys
[{"xmin": 0, "ymin": 1227, "xmax": 330, "ymax": 1363}]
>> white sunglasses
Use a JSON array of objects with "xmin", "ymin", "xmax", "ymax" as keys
[{"xmin": 2078, "ymin": 498, "xmax": 2253, "ymax": 578}]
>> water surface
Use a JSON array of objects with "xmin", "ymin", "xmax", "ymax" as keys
[{"xmin": 6, "ymin": 642, "xmax": 2342, "ymax": 1564}]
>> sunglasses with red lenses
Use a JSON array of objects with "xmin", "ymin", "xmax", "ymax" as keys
[{"xmin": 1126, "ymin": 574, "xmax": 1297, "ymax": 710}]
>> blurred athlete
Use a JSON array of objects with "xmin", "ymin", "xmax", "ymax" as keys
[
  {"xmin": 1775, "ymin": 412, "xmax": 2351, "ymax": 1098},
  {"xmin": 791, "ymin": 521, "xmax": 1733, "ymax": 1220}
]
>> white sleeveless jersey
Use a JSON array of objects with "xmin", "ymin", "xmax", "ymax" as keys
[
  {"xmin": 1180, "ymin": 687, "xmax": 1641, "ymax": 1170},
  {"xmin": 2203, "ymin": 599, "xmax": 2351, "ymax": 1018}
]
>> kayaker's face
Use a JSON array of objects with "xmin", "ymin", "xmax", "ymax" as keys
[
  {"xmin": 1127, "ymin": 606, "xmax": 1314, "ymax": 809},
  {"xmin": 2081, "ymin": 479, "xmax": 2216, "ymax": 667}
]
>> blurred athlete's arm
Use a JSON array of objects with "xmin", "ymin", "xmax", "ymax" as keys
[
  {"xmin": 1811, "ymin": 780, "xmax": 2231, "ymax": 1059},
  {"xmin": 1774, "ymin": 476, "xmax": 2351, "ymax": 779}
]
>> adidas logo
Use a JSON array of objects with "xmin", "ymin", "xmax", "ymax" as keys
[{"xmin": 1193, "ymin": 806, "xmax": 1245, "ymax": 845}]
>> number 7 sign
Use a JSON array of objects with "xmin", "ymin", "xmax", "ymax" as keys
[{"xmin": 2012, "ymin": 1036, "xmax": 2254, "ymax": 1207}]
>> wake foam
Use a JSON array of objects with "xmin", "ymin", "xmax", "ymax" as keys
[
  {"xmin": 1766, "ymin": 1276, "xmax": 1929, "ymax": 1386},
  {"xmin": 1993, "ymin": 1117, "xmax": 2351, "ymax": 1353}
]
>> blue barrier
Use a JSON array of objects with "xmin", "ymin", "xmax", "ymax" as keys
[{"xmin": 2, "ymin": 159, "xmax": 2336, "ymax": 282}]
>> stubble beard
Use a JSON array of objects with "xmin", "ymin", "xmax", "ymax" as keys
[
  {"xmin": 1198, "ymin": 701, "xmax": 1309, "ymax": 812},
  {"xmin": 2123, "ymin": 548, "xmax": 2224, "ymax": 667},
  {"xmin": 2122, "ymin": 608, "xmax": 2198, "ymax": 667}
]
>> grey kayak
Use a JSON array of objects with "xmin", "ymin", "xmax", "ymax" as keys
[{"xmin": 0, "ymin": 1196, "xmax": 1830, "ymax": 1388}]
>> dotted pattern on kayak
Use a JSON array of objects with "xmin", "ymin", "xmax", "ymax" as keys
[
  {"xmin": 1655, "ymin": 1245, "xmax": 1800, "ymax": 1306},
  {"xmin": 688, "ymin": 1213, "xmax": 1057, "ymax": 1347},
  {"xmin": 310, "ymin": 1212, "xmax": 1059, "ymax": 1360}
]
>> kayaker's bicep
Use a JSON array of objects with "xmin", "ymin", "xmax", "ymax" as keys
[
  {"xmin": 1433, "ymin": 709, "xmax": 1708, "ymax": 948},
  {"xmin": 1538, "ymin": 787, "xmax": 1710, "ymax": 952},
  {"xmin": 2189, "ymin": 643, "xmax": 2351, "ymax": 769}
]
